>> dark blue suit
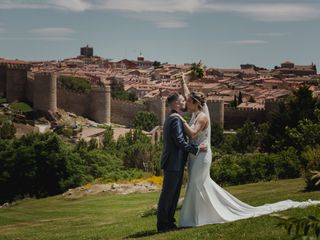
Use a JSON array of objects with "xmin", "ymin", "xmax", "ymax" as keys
[{"xmin": 157, "ymin": 111, "xmax": 199, "ymax": 232}]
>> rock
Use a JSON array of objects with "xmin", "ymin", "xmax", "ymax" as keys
[
  {"xmin": 62, "ymin": 181, "xmax": 161, "ymax": 199},
  {"xmin": 2, "ymin": 203, "xmax": 9, "ymax": 208},
  {"xmin": 111, "ymin": 183, "xmax": 119, "ymax": 189}
]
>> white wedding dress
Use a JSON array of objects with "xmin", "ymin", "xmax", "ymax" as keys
[{"xmin": 179, "ymin": 104, "xmax": 320, "ymax": 227}]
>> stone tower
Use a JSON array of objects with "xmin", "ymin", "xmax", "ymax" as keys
[
  {"xmin": 160, "ymin": 97, "xmax": 166, "ymax": 125},
  {"xmin": 33, "ymin": 72, "xmax": 57, "ymax": 112},
  {"xmin": 90, "ymin": 85, "xmax": 111, "ymax": 124},
  {"xmin": 0, "ymin": 60, "xmax": 31, "ymax": 102},
  {"xmin": 207, "ymin": 99, "xmax": 224, "ymax": 128},
  {"xmin": 145, "ymin": 97, "xmax": 166, "ymax": 126}
]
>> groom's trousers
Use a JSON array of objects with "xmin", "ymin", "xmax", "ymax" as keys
[{"xmin": 157, "ymin": 170, "xmax": 184, "ymax": 231}]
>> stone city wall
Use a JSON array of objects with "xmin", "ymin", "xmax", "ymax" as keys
[
  {"xmin": 57, "ymin": 88, "xmax": 90, "ymax": 117},
  {"xmin": 111, "ymin": 99, "xmax": 147, "ymax": 126},
  {"xmin": 224, "ymin": 107, "xmax": 266, "ymax": 129},
  {"xmin": 0, "ymin": 67, "xmax": 6, "ymax": 97}
]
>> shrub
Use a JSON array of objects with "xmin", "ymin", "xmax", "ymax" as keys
[
  {"xmin": 0, "ymin": 133, "xmax": 85, "ymax": 203},
  {"xmin": 273, "ymin": 212, "xmax": 320, "ymax": 240},
  {"xmin": 133, "ymin": 111, "xmax": 159, "ymax": 132},
  {"xmin": 274, "ymin": 148, "xmax": 301, "ymax": 179},
  {"xmin": 0, "ymin": 121, "xmax": 16, "ymax": 139},
  {"xmin": 302, "ymin": 145, "xmax": 320, "ymax": 191},
  {"xmin": 211, "ymin": 151, "xmax": 302, "ymax": 186},
  {"xmin": 103, "ymin": 169, "xmax": 145, "ymax": 182},
  {"xmin": 59, "ymin": 76, "xmax": 91, "ymax": 94},
  {"xmin": 9, "ymin": 102, "xmax": 33, "ymax": 113},
  {"xmin": 116, "ymin": 129, "xmax": 162, "ymax": 175},
  {"xmin": 80, "ymin": 150, "xmax": 123, "ymax": 178},
  {"xmin": 211, "ymin": 122, "xmax": 224, "ymax": 147},
  {"xmin": 0, "ymin": 97, "xmax": 7, "ymax": 104}
]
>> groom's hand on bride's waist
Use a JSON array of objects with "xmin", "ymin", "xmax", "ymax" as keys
[{"xmin": 199, "ymin": 144, "xmax": 207, "ymax": 152}]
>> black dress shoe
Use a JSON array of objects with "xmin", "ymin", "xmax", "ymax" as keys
[
  {"xmin": 169, "ymin": 224, "xmax": 178, "ymax": 230},
  {"xmin": 157, "ymin": 228, "xmax": 170, "ymax": 233}
]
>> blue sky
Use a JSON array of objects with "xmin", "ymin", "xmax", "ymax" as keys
[{"xmin": 0, "ymin": 0, "xmax": 320, "ymax": 69}]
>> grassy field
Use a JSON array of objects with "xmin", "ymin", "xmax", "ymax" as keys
[{"xmin": 0, "ymin": 178, "xmax": 319, "ymax": 240}]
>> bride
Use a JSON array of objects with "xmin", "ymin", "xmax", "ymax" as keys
[{"xmin": 175, "ymin": 73, "xmax": 320, "ymax": 227}]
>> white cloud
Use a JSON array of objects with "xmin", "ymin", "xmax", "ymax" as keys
[
  {"xmin": 48, "ymin": 0, "xmax": 91, "ymax": 12},
  {"xmin": 155, "ymin": 19, "xmax": 188, "ymax": 28},
  {"xmin": 204, "ymin": 3, "xmax": 320, "ymax": 22},
  {"xmin": 0, "ymin": 1, "xmax": 46, "ymax": 10},
  {"xmin": 226, "ymin": 40, "xmax": 267, "ymax": 44},
  {"xmin": 1, "ymin": 1, "xmax": 320, "ymax": 27},
  {"xmin": 95, "ymin": 0, "xmax": 205, "ymax": 13},
  {"xmin": 30, "ymin": 27, "xmax": 76, "ymax": 40},
  {"xmin": 0, "ymin": 0, "xmax": 91, "ymax": 11},
  {"xmin": 256, "ymin": 32, "xmax": 288, "ymax": 37},
  {"xmin": 131, "ymin": 13, "xmax": 188, "ymax": 28}
]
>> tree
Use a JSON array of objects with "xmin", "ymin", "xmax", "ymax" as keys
[
  {"xmin": 248, "ymin": 96, "xmax": 255, "ymax": 103},
  {"xmin": 287, "ymin": 86, "xmax": 318, "ymax": 127},
  {"xmin": 233, "ymin": 120, "xmax": 259, "ymax": 153},
  {"xmin": 133, "ymin": 111, "xmax": 159, "ymax": 132},
  {"xmin": 88, "ymin": 138, "xmax": 98, "ymax": 150},
  {"xmin": 153, "ymin": 61, "xmax": 161, "ymax": 68},
  {"xmin": 0, "ymin": 132, "xmax": 84, "ymax": 203},
  {"xmin": 211, "ymin": 122, "xmax": 224, "ymax": 147},
  {"xmin": 230, "ymin": 95, "xmax": 238, "ymax": 108},
  {"xmin": 102, "ymin": 125, "xmax": 115, "ymax": 150},
  {"xmin": 260, "ymin": 86, "xmax": 319, "ymax": 153},
  {"xmin": 111, "ymin": 79, "xmax": 137, "ymax": 102},
  {"xmin": 238, "ymin": 91, "xmax": 243, "ymax": 104},
  {"xmin": 0, "ymin": 121, "xmax": 16, "ymax": 139},
  {"xmin": 286, "ymin": 119, "xmax": 320, "ymax": 153}
]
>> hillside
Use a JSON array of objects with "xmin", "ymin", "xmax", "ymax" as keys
[{"xmin": 0, "ymin": 178, "xmax": 319, "ymax": 240}]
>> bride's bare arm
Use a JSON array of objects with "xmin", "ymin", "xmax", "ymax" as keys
[
  {"xmin": 180, "ymin": 73, "xmax": 190, "ymax": 99},
  {"xmin": 175, "ymin": 113, "xmax": 208, "ymax": 139}
]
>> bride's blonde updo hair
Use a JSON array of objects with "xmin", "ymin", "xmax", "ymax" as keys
[{"xmin": 189, "ymin": 91, "xmax": 206, "ymax": 109}]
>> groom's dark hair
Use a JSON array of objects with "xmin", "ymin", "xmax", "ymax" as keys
[{"xmin": 167, "ymin": 92, "xmax": 181, "ymax": 107}]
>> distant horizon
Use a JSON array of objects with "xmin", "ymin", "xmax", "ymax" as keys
[
  {"xmin": 2, "ymin": 48, "xmax": 317, "ymax": 70},
  {"xmin": 1, "ymin": 0, "xmax": 320, "ymax": 69}
]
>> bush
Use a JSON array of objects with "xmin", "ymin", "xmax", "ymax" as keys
[
  {"xmin": 274, "ymin": 148, "xmax": 301, "ymax": 179},
  {"xmin": 133, "ymin": 111, "xmax": 159, "ymax": 132},
  {"xmin": 233, "ymin": 120, "xmax": 259, "ymax": 153},
  {"xmin": 80, "ymin": 150, "xmax": 123, "ymax": 179},
  {"xmin": 211, "ymin": 122, "xmax": 224, "ymax": 147},
  {"xmin": 10, "ymin": 102, "xmax": 33, "ymax": 113},
  {"xmin": 59, "ymin": 76, "xmax": 91, "ymax": 94},
  {"xmin": 302, "ymin": 145, "xmax": 320, "ymax": 191},
  {"xmin": 116, "ymin": 129, "xmax": 162, "ymax": 175},
  {"xmin": 0, "ymin": 133, "xmax": 85, "ymax": 203},
  {"xmin": 0, "ymin": 121, "xmax": 16, "ymax": 139},
  {"xmin": 103, "ymin": 168, "xmax": 144, "ymax": 182},
  {"xmin": 0, "ymin": 97, "xmax": 7, "ymax": 104},
  {"xmin": 111, "ymin": 79, "xmax": 137, "ymax": 102},
  {"xmin": 211, "ymin": 151, "xmax": 302, "ymax": 186}
]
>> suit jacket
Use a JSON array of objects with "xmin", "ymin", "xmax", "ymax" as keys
[{"xmin": 161, "ymin": 111, "xmax": 199, "ymax": 171}]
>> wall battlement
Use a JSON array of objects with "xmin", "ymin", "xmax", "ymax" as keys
[
  {"xmin": 225, "ymin": 107, "xmax": 265, "ymax": 112},
  {"xmin": 0, "ymin": 60, "xmax": 31, "ymax": 70},
  {"xmin": 207, "ymin": 99, "xmax": 224, "ymax": 104}
]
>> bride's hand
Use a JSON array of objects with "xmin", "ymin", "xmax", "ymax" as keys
[{"xmin": 171, "ymin": 113, "xmax": 187, "ymax": 123}]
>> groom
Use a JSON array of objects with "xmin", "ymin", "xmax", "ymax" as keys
[{"xmin": 157, "ymin": 92, "xmax": 207, "ymax": 232}]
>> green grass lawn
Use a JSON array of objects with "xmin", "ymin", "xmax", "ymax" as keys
[{"xmin": 0, "ymin": 178, "xmax": 319, "ymax": 240}]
